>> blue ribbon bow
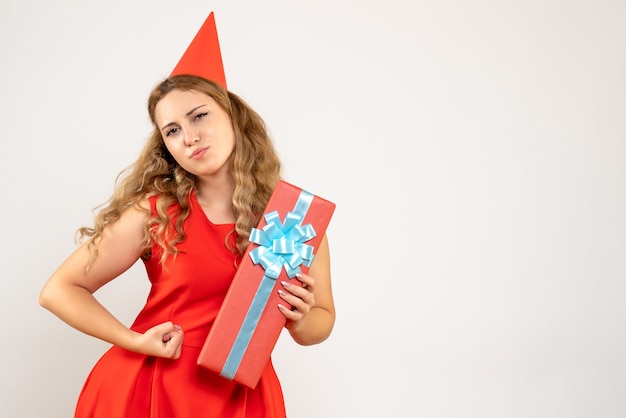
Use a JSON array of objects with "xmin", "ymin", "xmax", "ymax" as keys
[{"xmin": 248, "ymin": 210, "xmax": 316, "ymax": 280}]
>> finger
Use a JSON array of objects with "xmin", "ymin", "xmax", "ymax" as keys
[
  {"xmin": 295, "ymin": 273, "xmax": 316, "ymax": 289},
  {"xmin": 278, "ymin": 287, "xmax": 307, "ymax": 308},
  {"xmin": 170, "ymin": 332, "xmax": 184, "ymax": 359},
  {"xmin": 280, "ymin": 282, "xmax": 315, "ymax": 308},
  {"xmin": 173, "ymin": 344, "xmax": 182, "ymax": 359},
  {"xmin": 155, "ymin": 323, "xmax": 183, "ymax": 354},
  {"xmin": 166, "ymin": 327, "xmax": 183, "ymax": 343},
  {"xmin": 163, "ymin": 329, "xmax": 184, "ymax": 359},
  {"xmin": 278, "ymin": 303, "xmax": 302, "ymax": 321},
  {"xmin": 161, "ymin": 326, "xmax": 183, "ymax": 343},
  {"xmin": 151, "ymin": 321, "xmax": 174, "ymax": 333},
  {"xmin": 278, "ymin": 289, "xmax": 312, "ymax": 317}
]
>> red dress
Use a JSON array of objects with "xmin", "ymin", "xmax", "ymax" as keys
[{"xmin": 74, "ymin": 193, "xmax": 286, "ymax": 418}]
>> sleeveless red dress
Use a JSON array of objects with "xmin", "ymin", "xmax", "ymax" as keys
[{"xmin": 74, "ymin": 193, "xmax": 286, "ymax": 418}]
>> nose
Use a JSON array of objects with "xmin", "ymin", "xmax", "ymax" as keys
[{"xmin": 183, "ymin": 128, "xmax": 200, "ymax": 147}]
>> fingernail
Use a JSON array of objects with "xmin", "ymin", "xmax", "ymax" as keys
[
  {"xmin": 278, "ymin": 304, "xmax": 286, "ymax": 310},
  {"xmin": 278, "ymin": 289, "xmax": 285, "ymax": 296}
]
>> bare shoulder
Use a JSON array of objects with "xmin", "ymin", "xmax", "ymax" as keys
[{"xmin": 102, "ymin": 198, "xmax": 151, "ymax": 240}]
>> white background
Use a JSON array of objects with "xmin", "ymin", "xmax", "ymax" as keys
[{"xmin": 1, "ymin": 1, "xmax": 625, "ymax": 417}]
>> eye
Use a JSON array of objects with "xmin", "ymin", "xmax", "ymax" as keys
[
  {"xmin": 165, "ymin": 127, "xmax": 180, "ymax": 137},
  {"xmin": 194, "ymin": 112, "xmax": 208, "ymax": 121}
]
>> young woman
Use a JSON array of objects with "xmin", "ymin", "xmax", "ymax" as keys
[{"xmin": 40, "ymin": 74, "xmax": 335, "ymax": 417}]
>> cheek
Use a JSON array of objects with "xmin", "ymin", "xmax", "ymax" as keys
[
  {"xmin": 162, "ymin": 141, "xmax": 185, "ymax": 166},
  {"xmin": 163, "ymin": 138, "xmax": 181, "ymax": 154},
  {"xmin": 227, "ymin": 137, "xmax": 236, "ymax": 153},
  {"xmin": 223, "ymin": 130, "xmax": 236, "ymax": 152}
]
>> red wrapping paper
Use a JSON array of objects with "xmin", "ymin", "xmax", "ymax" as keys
[{"xmin": 197, "ymin": 180, "xmax": 336, "ymax": 388}]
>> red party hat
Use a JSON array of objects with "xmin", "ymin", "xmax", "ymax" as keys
[{"xmin": 171, "ymin": 12, "xmax": 227, "ymax": 89}]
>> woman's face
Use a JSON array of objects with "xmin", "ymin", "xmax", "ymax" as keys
[{"xmin": 154, "ymin": 88, "xmax": 235, "ymax": 180}]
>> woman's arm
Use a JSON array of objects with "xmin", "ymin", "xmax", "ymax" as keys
[
  {"xmin": 39, "ymin": 201, "xmax": 183, "ymax": 358},
  {"xmin": 278, "ymin": 234, "xmax": 335, "ymax": 345}
]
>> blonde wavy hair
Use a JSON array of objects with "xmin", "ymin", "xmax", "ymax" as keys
[{"xmin": 78, "ymin": 75, "xmax": 281, "ymax": 267}]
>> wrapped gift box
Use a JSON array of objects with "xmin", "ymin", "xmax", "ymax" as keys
[{"xmin": 197, "ymin": 180, "xmax": 336, "ymax": 388}]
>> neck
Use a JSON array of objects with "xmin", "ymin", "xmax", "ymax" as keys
[
  {"xmin": 195, "ymin": 174, "xmax": 236, "ymax": 224},
  {"xmin": 196, "ymin": 175, "xmax": 234, "ymax": 201}
]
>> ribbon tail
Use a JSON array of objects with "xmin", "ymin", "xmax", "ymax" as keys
[{"xmin": 220, "ymin": 275, "xmax": 275, "ymax": 379}]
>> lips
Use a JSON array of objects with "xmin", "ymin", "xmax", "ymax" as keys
[{"xmin": 190, "ymin": 147, "xmax": 207, "ymax": 159}]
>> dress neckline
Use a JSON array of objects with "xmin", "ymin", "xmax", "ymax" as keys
[{"xmin": 190, "ymin": 190, "xmax": 236, "ymax": 228}]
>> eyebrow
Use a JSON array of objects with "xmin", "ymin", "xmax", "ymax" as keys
[{"xmin": 159, "ymin": 104, "xmax": 207, "ymax": 132}]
